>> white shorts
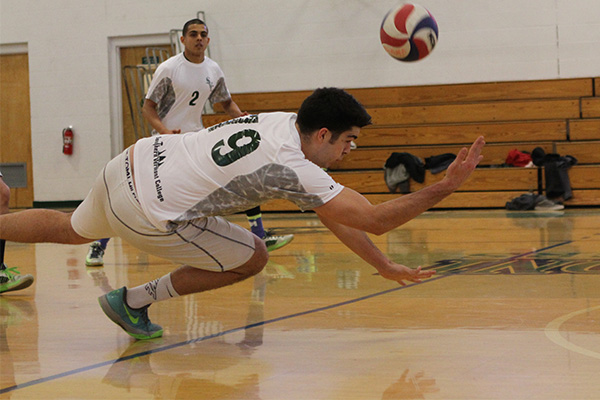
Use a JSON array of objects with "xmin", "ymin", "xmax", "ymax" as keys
[{"xmin": 71, "ymin": 149, "xmax": 255, "ymax": 272}]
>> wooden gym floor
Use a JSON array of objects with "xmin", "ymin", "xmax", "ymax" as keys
[{"xmin": 1, "ymin": 209, "xmax": 599, "ymax": 399}]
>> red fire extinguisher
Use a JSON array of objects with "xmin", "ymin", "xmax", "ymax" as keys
[{"xmin": 63, "ymin": 126, "xmax": 74, "ymax": 155}]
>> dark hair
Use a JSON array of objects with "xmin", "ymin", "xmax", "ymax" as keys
[
  {"xmin": 296, "ymin": 88, "xmax": 372, "ymax": 142},
  {"xmin": 183, "ymin": 18, "xmax": 207, "ymax": 36}
]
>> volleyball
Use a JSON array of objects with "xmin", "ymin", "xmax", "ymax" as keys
[{"xmin": 380, "ymin": 3, "xmax": 438, "ymax": 62}]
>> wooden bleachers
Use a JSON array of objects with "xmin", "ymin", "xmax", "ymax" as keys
[
  {"xmin": 206, "ymin": 77, "xmax": 600, "ymax": 211},
  {"xmin": 569, "ymin": 119, "xmax": 600, "ymax": 140},
  {"xmin": 208, "ymin": 78, "xmax": 592, "ymax": 114},
  {"xmin": 582, "ymin": 97, "xmax": 600, "ymax": 118}
]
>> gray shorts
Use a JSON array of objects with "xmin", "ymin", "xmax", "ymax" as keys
[{"xmin": 71, "ymin": 149, "xmax": 255, "ymax": 272}]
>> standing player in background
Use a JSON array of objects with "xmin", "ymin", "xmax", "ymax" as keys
[
  {"xmin": 0, "ymin": 173, "xmax": 34, "ymax": 293},
  {"xmin": 85, "ymin": 18, "xmax": 293, "ymax": 266}
]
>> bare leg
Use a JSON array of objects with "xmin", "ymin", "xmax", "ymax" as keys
[
  {"xmin": 170, "ymin": 235, "xmax": 269, "ymax": 295},
  {"xmin": 0, "ymin": 209, "xmax": 91, "ymax": 245},
  {"xmin": 0, "ymin": 178, "xmax": 9, "ymax": 215}
]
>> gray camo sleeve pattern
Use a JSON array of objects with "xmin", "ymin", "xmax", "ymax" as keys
[
  {"xmin": 166, "ymin": 164, "xmax": 325, "ymax": 230},
  {"xmin": 147, "ymin": 77, "xmax": 175, "ymax": 120},
  {"xmin": 208, "ymin": 77, "xmax": 231, "ymax": 105}
]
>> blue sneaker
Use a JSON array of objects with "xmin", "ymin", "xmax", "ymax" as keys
[{"xmin": 98, "ymin": 287, "xmax": 163, "ymax": 340}]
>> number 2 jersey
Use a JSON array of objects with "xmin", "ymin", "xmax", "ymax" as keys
[
  {"xmin": 145, "ymin": 53, "xmax": 231, "ymax": 133},
  {"xmin": 132, "ymin": 112, "xmax": 344, "ymax": 232}
]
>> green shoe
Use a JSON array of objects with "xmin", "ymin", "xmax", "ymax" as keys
[
  {"xmin": 0, "ymin": 264, "xmax": 34, "ymax": 294},
  {"xmin": 98, "ymin": 287, "xmax": 163, "ymax": 340},
  {"xmin": 264, "ymin": 234, "xmax": 294, "ymax": 252}
]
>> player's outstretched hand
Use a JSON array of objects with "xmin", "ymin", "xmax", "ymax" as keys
[
  {"xmin": 443, "ymin": 136, "xmax": 485, "ymax": 191},
  {"xmin": 379, "ymin": 264, "xmax": 436, "ymax": 286}
]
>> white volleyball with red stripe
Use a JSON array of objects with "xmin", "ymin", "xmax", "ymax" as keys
[{"xmin": 380, "ymin": 3, "xmax": 438, "ymax": 62}]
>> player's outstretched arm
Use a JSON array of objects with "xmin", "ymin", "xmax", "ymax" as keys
[
  {"xmin": 314, "ymin": 136, "xmax": 485, "ymax": 235},
  {"xmin": 318, "ymin": 213, "xmax": 436, "ymax": 285},
  {"xmin": 440, "ymin": 135, "xmax": 485, "ymax": 191}
]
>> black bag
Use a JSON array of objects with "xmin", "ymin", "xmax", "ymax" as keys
[
  {"xmin": 544, "ymin": 154, "xmax": 577, "ymax": 201},
  {"xmin": 531, "ymin": 147, "xmax": 577, "ymax": 201}
]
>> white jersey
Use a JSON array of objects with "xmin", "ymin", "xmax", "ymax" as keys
[
  {"xmin": 133, "ymin": 112, "xmax": 344, "ymax": 231},
  {"xmin": 145, "ymin": 53, "xmax": 231, "ymax": 133}
]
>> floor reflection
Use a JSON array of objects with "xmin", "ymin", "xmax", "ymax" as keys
[
  {"xmin": 1, "ymin": 210, "xmax": 599, "ymax": 399},
  {"xmin": 0, "ymin": 297, "xmax": 39, "ymax": 398},
  {"xmin": 381, "ymin": 370, "xmax": 439, "ymax": 400}
]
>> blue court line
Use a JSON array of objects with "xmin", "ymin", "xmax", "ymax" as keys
[{"xmin": 0, "ymin": 239, "xmax": 573, "ymax": 394}]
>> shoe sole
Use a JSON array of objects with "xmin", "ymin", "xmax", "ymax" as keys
[
  {"xmin": 85, "ymin": 259, "xmax": 104, "ymax": 267},
  {"xmin": 266, "ymin": 236, "xmax": 294, "ymax": 252},
  {"xmin": 98, "ymin": 295, "xmax": 163, "ymax": 340},
  {"xmin": 86, "ymin": 260, "xmax": 104, "ymax": 267},
  {"xmin": 0, "ymin": 275, "xmax": 34, "ymax": 294}
]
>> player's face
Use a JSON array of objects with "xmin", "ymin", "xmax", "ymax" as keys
[
  {"xmin": 323, "ymin": 127, "xmax": 359, "ymax": 167},
  {"xmin": 181, "ymin": 24, "xmax": 210, "ymax": 60}
]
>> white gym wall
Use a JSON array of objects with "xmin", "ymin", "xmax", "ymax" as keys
[{"xmin": 0, "ymin": 0, "xmax": 599, "ymax": 201}]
